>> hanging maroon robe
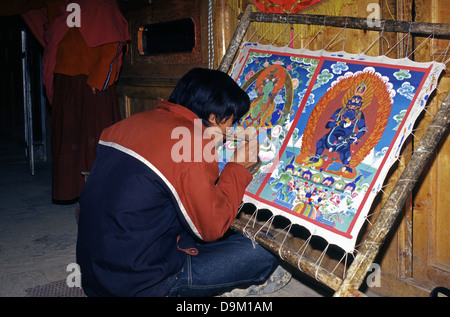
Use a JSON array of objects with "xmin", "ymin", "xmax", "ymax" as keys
[
  {"xmin": 51, "ymin": 74, "xmax": 121, "ymax": 202},
  {"xmin": 6, "ymin": 0, "xmax": 131, "ymax": 202}
]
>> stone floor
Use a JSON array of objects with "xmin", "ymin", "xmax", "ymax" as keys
[
  {"xmin": 0, "ymin": 135, "xmax": 78, "ymax": 297},
  {"xmin": 0, "ymin": 134, "xmax": 332, "ymax": 297}
]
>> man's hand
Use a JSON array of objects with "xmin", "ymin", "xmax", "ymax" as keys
[{"xmin": 232, "ymin": 138, "xmax": 259, "ymax": 170}]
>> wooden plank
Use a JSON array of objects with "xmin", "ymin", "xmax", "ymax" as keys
[{"xmin": 381, "ymin": 0, "xmax": 414, "ymax": 282}]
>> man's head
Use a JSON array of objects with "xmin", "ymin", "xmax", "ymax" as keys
[{"xmin": 169, "ymin": 68, "xmax": 250, "ymax": 128}]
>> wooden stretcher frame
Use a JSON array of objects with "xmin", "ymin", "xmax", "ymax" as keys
[{"xmin": 220, "ymin": 5, "xmax": 450, "ymax": 297}]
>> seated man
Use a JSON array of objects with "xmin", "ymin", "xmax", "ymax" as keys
[{"xmin": 76, "ymin": 68, "xmax": 288, "ymax": 297}]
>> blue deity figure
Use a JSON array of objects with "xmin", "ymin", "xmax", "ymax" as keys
[{"xmin": 310, "ymin": 84, "xmax": 368, "ymax": 173}]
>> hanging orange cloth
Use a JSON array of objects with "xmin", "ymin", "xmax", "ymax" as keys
[{"xmin": 251, "ymin": 0, "xmax": 328, "ymax": 14}]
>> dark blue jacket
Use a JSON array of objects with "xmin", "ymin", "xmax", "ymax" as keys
[{"xmin": 76, "ymin": 101, "xmax": 252, "ymax": 296}]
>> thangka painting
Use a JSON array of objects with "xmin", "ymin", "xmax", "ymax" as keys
[{"xmin": 220, "ymin": 43, "xmax": 445, "ymax": 252}]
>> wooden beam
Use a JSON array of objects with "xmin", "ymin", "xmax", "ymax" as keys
[
  {"xmin": 230, "ymin": 218, "xmax": 344, "ymax": 291},
  {"xmin": 238, "ymin": 12, "xmax": 450, "ymax": 38},
  {"xmin": 231, "ymin": 219, "xmax": 367, "ymax": 296}
]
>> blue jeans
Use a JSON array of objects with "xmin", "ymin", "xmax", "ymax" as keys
[{"xmin": 166, "ymin": 232, "xmax": 279, "ymax": 297}]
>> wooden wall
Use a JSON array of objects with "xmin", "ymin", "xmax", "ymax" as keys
[
  {"xmin": 374, "ymin": 0, "xmax": 450, "ymax": 296},
  {"xmin": 118, "ymin": 0, "xmax": 208, "ymax": 118},
  {"xmin": 117, "ymin": 0, "xmax": 449, "ymax": 296},
  {"xmin": 117, "ymin": 0, "xmax": 243, "ymax": 118}
]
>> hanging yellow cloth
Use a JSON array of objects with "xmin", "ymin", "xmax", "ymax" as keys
[
  {"xmin": 250, "ymin": 0, "xmax": 328, "ymax": 14},
  {"xmin": 228, "ymin": 0, "xmax": 356, "ymax": 45}
]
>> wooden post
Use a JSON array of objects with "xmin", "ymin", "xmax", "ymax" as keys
[
  {"xmin": 333, "ymin": 91, "xmax": 450, "ymax": 297},
  {"xmin": 218, "ymin": 5, "xmax": 252, "ymax": 73}
]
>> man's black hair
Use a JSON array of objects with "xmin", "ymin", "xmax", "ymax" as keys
[{"xmin": 168, "ymin": 68, "xmax": 250, "ymax": 127}]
